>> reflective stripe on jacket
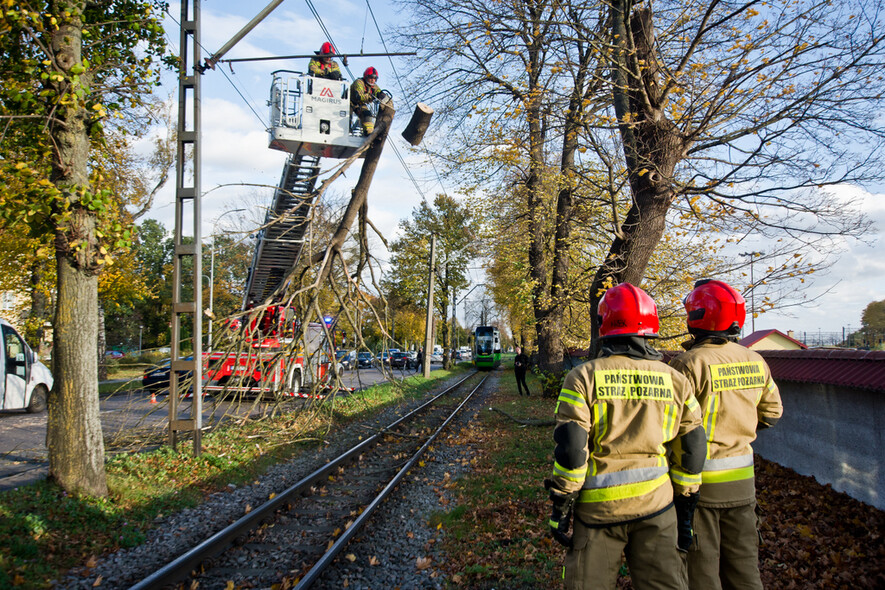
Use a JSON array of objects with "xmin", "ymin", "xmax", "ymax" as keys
[
  {"xmin": 551, "ymin": 355, "xmax": 704, "ymax": 526},
  {"xmin": 670, "ymin": 339, "xmax": 783, "ymax": 506}
]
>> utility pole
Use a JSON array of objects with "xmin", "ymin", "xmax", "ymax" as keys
[
  {"xmin": 423, "ymin": 235, "xmax": 437, "ymax": 378},
  {"xmin": 452, "ymin": 287, "xmax": 458, "ymax": 350},
  {"xmin": 170, "ymin": 0, "xmax": 203, "ymax": 455},
  {"xmin": 739, "ymin": 251, "xmax": 763, "ymax": 333}
]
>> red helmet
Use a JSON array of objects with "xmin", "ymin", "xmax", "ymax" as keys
[
  {"xmin": 598, "ymin": 283, "xmax": 660, "ymax": 338},
  {"xmin": 319, "ymin": 42, "xmax": 335, "ymax": 55},
  {"xmin": 684, "ymin": 279, "xmax": 745, "ymax": 335},
  {"xmin": 363, "ymin": 67, "xmax": 378, "ymax": 79}
]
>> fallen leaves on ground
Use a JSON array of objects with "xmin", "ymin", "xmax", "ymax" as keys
[
  {"xmin": 435, "ymin": 386, "xmax": 885, "ymax": 589},
  {"xmin": 416, "ymin": 556, "xmax": 432, "ymax": 570}
]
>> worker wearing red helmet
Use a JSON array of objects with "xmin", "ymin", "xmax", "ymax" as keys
[
  {"xmin": 669, "ymin": 279, "xmax": 782, "ymax": 590},
  {"xmin": 546, "ymin": 282, "xmax": 706, "ymax": 590},
  {"xmin": 308, "ymin": 41, "xmax": 344, "ymax": 80},
  {"xmin": 350, "ymin": 67, "xmax": 381, "ymax": 134}
]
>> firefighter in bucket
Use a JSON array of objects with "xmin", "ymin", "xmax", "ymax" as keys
[{"xmin": 351, "ymin": 66, "xmax": 382, "ymax": 135}]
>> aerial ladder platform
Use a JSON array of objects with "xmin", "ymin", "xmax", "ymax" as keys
[
  {"xmin": 242, "ymin": 153, "xmax": 321, "ymax": 308},
  {"xmin": 243, "ymin": 70, "xmax": 375, "ymax": 307}
]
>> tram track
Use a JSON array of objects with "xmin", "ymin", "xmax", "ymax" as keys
[{"xmin": 129, "ymin": 371, "xmax": 487, "ymax": 590}]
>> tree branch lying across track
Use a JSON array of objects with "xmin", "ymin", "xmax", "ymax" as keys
[{"xmin": 488, "ymin": 406, "xmax": 555, "ymax": 427}]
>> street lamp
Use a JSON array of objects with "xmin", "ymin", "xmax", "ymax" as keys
[
  {"xmin": 739, "ymin": 251, "xmax": 763, "ymax": 333},
  {"xmin": 208, "ymin": 208, "xmax": 246, "ymax": 351}
]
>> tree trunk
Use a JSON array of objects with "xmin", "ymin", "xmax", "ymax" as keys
[
  {"xmin": 28, "ymin": 262, "xmax": 52, "ymax": 357},
  {"xmin": 589, "ymin": 1, "xmax": 687, "ymax": 354},
  {"xmin": 45, "ymin": 0, "xmax": 108, "ymax": 497},
  {"xmin": 527, "ymin": 101, "xmax": 562, "ymax": 375},
  {"xmin": 401, "ymin": 102, "xmax": 434, "ymax": 146},
  {"xmin": 97, "ymin": 300, "xmax": 107, "ymax": 381},
  {"xmin": 48, "ymin": 255, "xmax": 107, "ymax": 496}
]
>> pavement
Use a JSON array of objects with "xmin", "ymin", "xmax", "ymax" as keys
[{"xmin": 0, "ymin": 365, "xmax": 425, "ymax": 492}]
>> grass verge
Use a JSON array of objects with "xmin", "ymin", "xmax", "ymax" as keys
[
  {"xmin": 0, "ymin": 366, "xmax": 466, "ymax": 589},
  {"xmin": 431, "ymin": 368, "xmax": 566, "ymax": 589},
  {"xmin": 431, "ymin": 367, "xmax": 884, "ymax": 590}
]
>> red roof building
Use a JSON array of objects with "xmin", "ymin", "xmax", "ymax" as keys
[
  {"xmin": 757, "ymin": 348, "xmax": 885, "ymax": 394},
  {"xmin": 739, "ymin": 329, "xmax": 807, "ymax": 351}
]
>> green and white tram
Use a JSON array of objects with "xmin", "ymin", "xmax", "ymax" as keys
[{"xmin": 473, "ymin": 326, "xmax": 501, "ymax": 370}]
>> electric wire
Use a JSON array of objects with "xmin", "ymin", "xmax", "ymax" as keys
[
  {"xmin": 363, "ymin": 0, "xmax": 451, "ymax": 201},
  {"xmin": 164, "ymin": 6, "xmax": 267, "ymax": 130},
  {"xmin": 306, "ymin": 0, "xmax": 432, "ymax": 203},
  {"xmin": 306, "ymin": 0, "xmax": 357, "ymax": 81}
]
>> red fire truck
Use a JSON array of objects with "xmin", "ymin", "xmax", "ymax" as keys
[
  {"xmin": 202, "ymin": 72, "xmax": 378, "ymax": 398},
  {"xmin": 204, "ymin": 306, "xmax": 334, "ymax": 397}
]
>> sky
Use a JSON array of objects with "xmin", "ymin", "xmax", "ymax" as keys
[{"xmin": 147, "ymin": 1, "xmax": 884, "ymax": 338}]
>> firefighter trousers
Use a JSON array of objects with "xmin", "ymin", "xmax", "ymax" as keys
[
  {"xmin": 686, "ymin": 501, "xmax": 762, "ymax": 590},
  {"xmin": 565, "ymin": 507, "xmax": 687, "ymax": 590}
]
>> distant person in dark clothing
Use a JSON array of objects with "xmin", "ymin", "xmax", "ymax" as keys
[
  {"xmin": 415, "ymin": 348, "xmax": 423, "ymax": 373},
  {"xmin": 514, "ymin": 346, "xmax": 530, "ymax": 396}
]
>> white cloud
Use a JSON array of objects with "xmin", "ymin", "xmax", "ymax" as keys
[{"xmin": 756, "ymin": 186, "xmax": 885, "ymax": 336}]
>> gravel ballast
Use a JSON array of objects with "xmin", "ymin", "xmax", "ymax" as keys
[{"xmin": 58, "ymin": 372, "xmax": 493, "ymax": 589}]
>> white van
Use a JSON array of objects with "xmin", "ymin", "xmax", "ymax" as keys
[{"xmin": 1, "ymin": 318, "xmax": 53, "ymax": 412}]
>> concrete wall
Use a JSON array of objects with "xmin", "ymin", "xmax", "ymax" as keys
[{"xmin": 754, "ymin": 381, "xmax": 885, "ymax": 510}]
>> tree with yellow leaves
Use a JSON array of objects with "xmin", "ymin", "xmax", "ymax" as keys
[
  {"xmin": 399, "ymin": 0, "xmax": 882, "ymax": 364},
  {"xmin": 0, "ymin": 0, "xmax": 172, "ymax": 497}
]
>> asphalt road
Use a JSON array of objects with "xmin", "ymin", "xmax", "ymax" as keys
[{"xmin": 0, "ymin": 364, "xmax": 426, "ymax": 492}]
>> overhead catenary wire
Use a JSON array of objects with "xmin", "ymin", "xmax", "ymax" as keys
[
  {"xmin": 363, "ymin": 0, "xmax": 451, "ymax": 201},
  {"xmin": 163, "ymin": 6, "xmax": 267, "ymax": 130}
]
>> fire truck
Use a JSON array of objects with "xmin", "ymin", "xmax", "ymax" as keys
[{"xmin": 203, "ymin": 71, "xmax": 381, "ymax": 397}]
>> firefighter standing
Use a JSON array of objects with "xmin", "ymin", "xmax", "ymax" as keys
[
  {"xmin": 669, "ymin": 279, "xmax": 783, "ymax": 590},
  {"xmin": 350, "ymin": 67, "xmax": 381, "ymax": 134},
  {"xmin": 308, "ymin": 42, "xmax": 345, "ymax": 80},
  {"xmin": 546, "ymin": 283, "xmax": 707, "ymax": 590},
  {"xmin": 514, "ymin": 346, "xmax": 531, "ymax": 396}
]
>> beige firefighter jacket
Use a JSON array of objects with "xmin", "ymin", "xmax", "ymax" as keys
[
  {"xmin": 308, "ymin": 57, "xmax": 342, "ymax": 80},
  {"xmin": 350, "ymin": 78, "xmax": 380, "ymax": 110},
  {"xmin": 670, "ymin": 338, "xmax": 783, "ymax": 507},
  {"xmin": 550, "ymin": 354, "xmax": 704, "ymax": 526}
]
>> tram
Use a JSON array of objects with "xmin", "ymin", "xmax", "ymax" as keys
[{"xmin": 473, "ymin": 326, "xmax": 501, "ymax": 370}]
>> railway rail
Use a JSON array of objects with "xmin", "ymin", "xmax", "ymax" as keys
[{"xmin": 129, "ymin": 371, "xmax": 486, "ymax": 589}]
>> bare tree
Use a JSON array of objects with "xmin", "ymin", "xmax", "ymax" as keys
[
  {"xmin": 398, "ymin": 0, "xmax": 884, "ymax": 363},
  {"xmin": 396, "ymin": 0, "xmax": 607, "ymax": 376},
  {"xmin": 584, "ymin": 0, "xmax": 883, "ymax": 348}
]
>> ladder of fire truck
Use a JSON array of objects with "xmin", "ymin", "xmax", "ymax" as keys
[{"xmin": 242, "ymin": 152, "xmax": 322, "ymax": 308}]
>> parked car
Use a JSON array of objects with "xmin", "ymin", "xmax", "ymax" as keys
[
  {"xmin": 357, "ymin": 351, "xmax": 374, "ymax": 368},
  {"xmin": 335, "ymin": 350, "xmax": 355, "ymax": 371},
  {"xmin": 105, "ymin": 350, "xmax": 124, "ymax": 359},
  {"xmin": 142, "ymin": 356, "xmax": 194, "ymax": 392},
  {"xmin": 378, "ymin": 349, "xmax": 399, "ymax": 365},
  {"xmin": 389, "ymin": 351, "xmax": 412, "ymax": 369},
  {"xmin": 0, "ymin": 317, "xmax": 53, "ymax": 413}
]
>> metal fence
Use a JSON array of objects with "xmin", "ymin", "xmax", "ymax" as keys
[{"xmin": 791, "ymin": 329, "xmax": 885, "ymax": 350}]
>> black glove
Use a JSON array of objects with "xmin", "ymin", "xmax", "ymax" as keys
[
  {"xmin": 544, "ymin": 479, "xmax": 578, "ymax": 548},
  {"xmin": 673, "ymin": 491, "xmax": 700, "ymax": 552}
]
